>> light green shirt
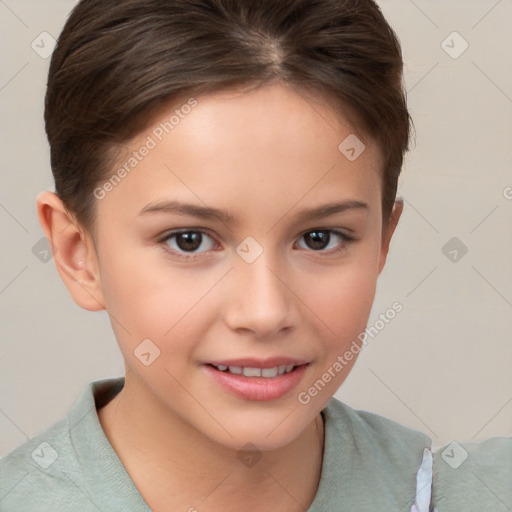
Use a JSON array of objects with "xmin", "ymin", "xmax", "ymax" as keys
[{"xmin": 0, "ymin": 378, "xmax": 510, "ymax": 511}]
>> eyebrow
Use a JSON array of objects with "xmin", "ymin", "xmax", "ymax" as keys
[{"xmin": 138, "ymin": 199, "xmax": 369, "ymax": 224}]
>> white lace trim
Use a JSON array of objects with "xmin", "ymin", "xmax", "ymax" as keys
[{"xmin": 410, "ymin": 448, "xmax": 433, "ymax": 512}]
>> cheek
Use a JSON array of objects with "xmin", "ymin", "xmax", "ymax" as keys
[
  {"xmin": 309, "ymin": 275, "xmax": 376, "ymax": 368},
  {"xmin": 296, "ymin": 263, "xmax": 378, "ymax": 399},
  {"xmin": 300, "ymin": 250, "xmax": 379, "ymax": 334},
  {"xmin": 97, "ymin": 243, "xmax": 223, "ymax": 357}
]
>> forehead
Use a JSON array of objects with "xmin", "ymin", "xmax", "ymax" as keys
[
  {"xmin": 98, "ymin": 82, "xmax": 383, "ymax": 223},
  {"xmin": 152, "ymin": 82, "xmax": 376, "ymax": 164}
]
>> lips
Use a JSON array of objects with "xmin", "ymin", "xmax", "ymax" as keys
[{"xmin": 202, "ymin": 357, "xmax": 310, "ymax": 401}]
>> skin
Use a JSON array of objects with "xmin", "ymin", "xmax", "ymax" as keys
[{"xmin": 37, "ymin": 82, "xmax": 402, "ymax": 511}]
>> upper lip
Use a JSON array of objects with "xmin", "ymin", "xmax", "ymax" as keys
[{"xmin": 206, "ymin": 357, "xmax": 309, "ymax": 369}]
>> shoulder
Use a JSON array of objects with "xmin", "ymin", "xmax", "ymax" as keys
[
  {"xmin": 0, "ymin": 415, "xmax": 91, "ymax": 510},
  {"xmin": 324, "ymin": 397, "xmax": 432, "ymax": 458},
  {"xmin": 432, "ymin": 436, "xmax": 512, "ymax": 511},
  {"xmin": 0, "ymin": 379, "xmax": 123, "ymax": 511},
  {"xmin": 316, "ymin": 397, "xmax": 432, "ymax": 511}
]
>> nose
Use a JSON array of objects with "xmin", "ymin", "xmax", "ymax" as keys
[{"xmin": 223, "ymin": 251, "xmax": 296, "ymax": 338}]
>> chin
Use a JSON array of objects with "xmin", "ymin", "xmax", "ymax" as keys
[{"xmin": 204, "ymin": 414, "xmax": 311, "ymax": 453}]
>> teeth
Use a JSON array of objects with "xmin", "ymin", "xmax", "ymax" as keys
[
  {"xmin": 261, "ymin": 367, "xmax": 278, "ymax": 378},
  {"xmin": 215, "ymin": 364, "xmax": 297, "ymax": 378},
  {"xmin": 243, "ymin": 367, "xmax": 262, "ymax": 377}
]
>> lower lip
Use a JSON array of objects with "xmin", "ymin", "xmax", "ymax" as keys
[{"xmin": 202, "ymin": 364, "xmax": 308, "ymax": 401}]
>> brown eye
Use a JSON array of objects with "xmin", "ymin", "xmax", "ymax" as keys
[
  {"xmin": 303, "ymin": 231, "xmax": 330, "ymax": 250},
  {"xmin": 297, "ymin": 230, "xmax": 351, "ymax": 252},
  {"xmin": 164, "ymin": 230, "xmax": 216, "ymax": 254}
]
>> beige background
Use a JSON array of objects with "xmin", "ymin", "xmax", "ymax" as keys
[{"xmin": 0, "ymin": 0, "xmax": 511, "ymax": 456}]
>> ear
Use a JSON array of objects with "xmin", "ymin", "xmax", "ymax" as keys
[
  {"xmin": 377, "ymin": 198, "xmax": 404, "ymax": 275},
  {"xmin": 36, "ymin": 191, "xmax": 106, "ymax": 311}
]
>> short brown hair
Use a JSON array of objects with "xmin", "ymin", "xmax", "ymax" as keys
[{"xmin": 45, "ymin": 0, "xmax": 410, "ymax": 231}]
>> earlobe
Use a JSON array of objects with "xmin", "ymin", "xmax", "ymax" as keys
[
  {"xmin": 36, "ymin": 191, "xmax": 106, "ymax": 311},
  {"xmin": 377, "ymin": 198, "xmax": 404, "ymax": 275}
]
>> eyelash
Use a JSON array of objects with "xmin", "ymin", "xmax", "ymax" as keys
[{"xmin": 158, "ymin": 228, "xmax": 355, "ymax": 261}]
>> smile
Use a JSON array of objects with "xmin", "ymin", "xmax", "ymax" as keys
[
  {"xmin": 210, "ymin": 364, "xmax": 296, "ymax": 378},
  {"xmin": 203, "ymin": 362, "xmax": 309, "ymax": 401}
]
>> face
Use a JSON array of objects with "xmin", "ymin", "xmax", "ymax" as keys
[{"xmin": 90, "ymin": 82, "xmax": 394, "ymax": 451}]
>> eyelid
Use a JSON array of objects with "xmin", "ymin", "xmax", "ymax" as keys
[{"xmin": 297, "ymin": 227, "xmax": 354, "ymax": 239}]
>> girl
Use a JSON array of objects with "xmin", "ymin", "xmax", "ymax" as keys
[{"xmin": 1, "ymin": 1, "xmax": 509, "ymax": 510}]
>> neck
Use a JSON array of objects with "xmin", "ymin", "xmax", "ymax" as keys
[{"xmin": 98, "ymin": 373, "xmax": 325, "ymax": 512}]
